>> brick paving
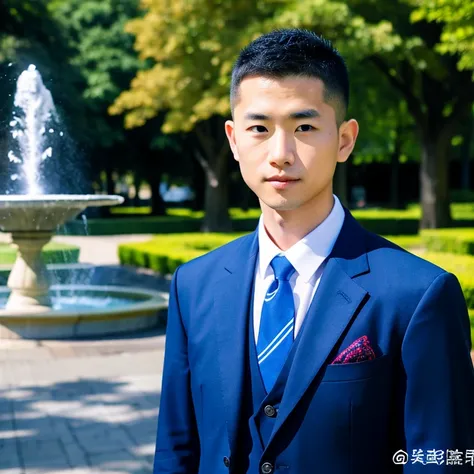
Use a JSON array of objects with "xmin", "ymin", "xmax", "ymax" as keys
[{"xmin": 0, "ymin": 328, "xmax": 166, "ymax": 473}]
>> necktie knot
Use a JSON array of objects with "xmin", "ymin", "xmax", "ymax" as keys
[{"xmin": 270, "ymin": 255, "xmax": 295, "ymax": 281}]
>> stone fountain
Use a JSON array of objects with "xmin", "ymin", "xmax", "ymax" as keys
[{"xmin": 0, "ymin": 65, "xmax": 168, "ymax": 339}]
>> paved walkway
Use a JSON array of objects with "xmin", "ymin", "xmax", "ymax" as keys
[
  {"xmin": 0, "ymin": 233, "xmax": 155, "ymax": 266},
  {"xmin": 0, "ymin": 231, "xmax": 169, "ymax": 474},
  {"xmin": 52, "ymin": 235, "xmax": 155, "ymax": 266},
  {"xmin": 0, "ymin": 329, "xmax": 166, "ymax": 473}
]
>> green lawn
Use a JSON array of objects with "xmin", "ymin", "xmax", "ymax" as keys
[
  {"xmin": 110, "ymin": 202, "xmax": 474, "ymax": 221},
  {"xmin": 0, "ymin": 242, "xmax": 80, "ymax": 265}
]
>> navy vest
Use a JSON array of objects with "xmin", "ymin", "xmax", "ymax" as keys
[{"xmin": 233, "ymin": 283, "xmax": 308, "ymax": 473}]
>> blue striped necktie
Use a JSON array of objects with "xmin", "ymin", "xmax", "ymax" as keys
[{"xmin": 256, "ymin": 255, "xmax": 296, "ymax": 393}]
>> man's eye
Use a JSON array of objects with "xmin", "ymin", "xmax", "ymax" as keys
[
  {"xmin": 296, "ymin": 124, "xmax": 315, "ymax": 132},
  {"xmin": 249, "ymin": 125, "xmax": 267, "ymax": 133}
]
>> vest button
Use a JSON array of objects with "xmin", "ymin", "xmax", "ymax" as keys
[
  {"xmin": 261, "ymin": 461, "xmax": 274, "ymax": 473},
  {"xmin": 264, "ymin": 404, "xmax": 277, "ymax": 417},
  {"xmin": 223, "ymin": 456, "xmax": 230, "ymax": 467}
]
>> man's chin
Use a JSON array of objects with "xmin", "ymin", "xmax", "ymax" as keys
[{"xmin": 261, "ymin": 198, "xmax": 300, "ymax": 212}]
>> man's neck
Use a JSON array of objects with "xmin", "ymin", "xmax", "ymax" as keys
[{"xmin": 261, "ymin": 193, "xmax": 335, "ymax": 251}]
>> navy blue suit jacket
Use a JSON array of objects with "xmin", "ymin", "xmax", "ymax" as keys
[{"xmin": 153, "ymin": 206, "xmax": 474, "ymax": 473}]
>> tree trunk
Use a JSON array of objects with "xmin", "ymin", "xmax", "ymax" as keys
[
  {"xmin": 148, "ymin": 166, "xmax": 166, "ymax": 216},
  {"xmin": 191, "ymin": 155, "xmax": 205, "ymax": 211},
  {"xmin": 133, "ymin": 172, "xmax": 142, "ymax": 207},
  {"xmin": 105, "ymin": 167, "xmax": 115, "ymax": 195},
  {"xmin": 419, "ymin": 128, "xmax": 452, "ymax": 229},
  {"xmin": 201, "ymin": 149, "xmax": 231, "ymax": 232},
  {"xmin": 195, "ymin": 119, "xmax": 232, "ymax": 232}
]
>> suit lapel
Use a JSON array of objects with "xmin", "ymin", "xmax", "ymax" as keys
[
  {"xmin": 213, "ymin": 230, "xmax": 259, "ymax": 454},
  {"xmin": 266, "ymin": 207, "xmax": 371, "ymax": 449},
  {"xmin": 213, "ymin": 206, "xmax": 371, "ymax": 454}
]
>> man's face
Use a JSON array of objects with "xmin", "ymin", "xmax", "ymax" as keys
[{"xmin": 225, "ymin": 75, "xmax": 358, "ymax": 213}]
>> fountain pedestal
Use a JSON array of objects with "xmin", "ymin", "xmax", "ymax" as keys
[
  {"xmin": 6, "ymin": 231, "xmax": 53, "ymax": 312},
  {"xmin": 0, "ymin": 196, "xmax": 169, "ymax": 339}
]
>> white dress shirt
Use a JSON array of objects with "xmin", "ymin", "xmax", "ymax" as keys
[{"xmin": 253, "ymin": 194, "xmax": 346, "ymax": 343}]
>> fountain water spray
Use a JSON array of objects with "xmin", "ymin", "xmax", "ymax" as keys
[
  {"xmin": 9, "ymin": 65, "xmax": 58, "ymax": 195},
  {"xmin": 0, "ymin": 65, "xmax": 168, "ymax": 338}
]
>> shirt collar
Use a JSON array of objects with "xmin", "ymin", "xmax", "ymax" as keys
[{"xmin": 257, "ymin": 194, "xmax": 345, "ymax": 283}]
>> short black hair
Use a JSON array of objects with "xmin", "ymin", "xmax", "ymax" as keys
[{"xmin": 230, "ymin": 29, "xmax": 349, "ymax": 126}]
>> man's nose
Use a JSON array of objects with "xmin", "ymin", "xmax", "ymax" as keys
[{"xmin": 268, "ymin": 131, "xmax": 295, "ymax": 167}]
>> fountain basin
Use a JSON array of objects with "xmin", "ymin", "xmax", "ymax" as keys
[
  {"xmin": 0, "ymin": 194, "xmax": 124, "ymax": 312},
  {"xmin": 0, "ymin": 285, "xmax": 168, "ymax": 339},
  {"xmin": 0, "ymin": 194, "xmax": 122, "ymax": 231}
]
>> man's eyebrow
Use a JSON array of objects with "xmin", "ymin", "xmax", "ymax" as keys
[{"xmin": 243, "ymin": 109, "xmax": 321, "ymax": 120}]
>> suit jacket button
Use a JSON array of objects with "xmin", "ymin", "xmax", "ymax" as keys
[
  {"xmin": 261, "ymin": 461, "xmax": 274, "ymax": 473},
  {"xmin": 223, "ymin": 456, "xmax": 230, "ymax": 468},
  {"xmin": 264, "ymin": 405, "xmax": 277, "ymax": 417}
]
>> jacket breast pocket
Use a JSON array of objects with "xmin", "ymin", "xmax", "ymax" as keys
[{"xmin": 321, "ymin": 354, "xmax": 392, "ymax": 382}]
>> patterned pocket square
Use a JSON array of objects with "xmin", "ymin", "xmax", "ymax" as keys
[{"xmin": 331, "ymin": 335, "xmax": 376, "ymax": 365}]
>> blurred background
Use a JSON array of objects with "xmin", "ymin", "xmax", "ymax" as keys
[
  {"xmin": 0, "ymin": 0, "xmax": 472, "ymax": 231},
  {"xmin": 0, "ymin": 1, "xmax": 473, "ymax": 473}
]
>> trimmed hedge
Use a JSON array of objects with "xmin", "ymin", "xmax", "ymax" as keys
[
  {"xmin": 420, "ymin": 229, "xmax": 474, "ymax": 256},
  {"xmin": 381, "ymin": 235, "xmax": 423, "ymax": 250},
  {"xmin": 62, "ymin": 216, "xmax": 203, "ymax": 236},
  {"xmin": 0, "ymin": 242, "xmax": 80, "ymax": 265},
  {"xmin": 118, "ymin": 234, "xmax": 474, "ymax": 310},
  {"xmin": 118, "ymin": 233, "xmax": 246, "ymax": 275},
  {"xmin": 411, "ymin": 251, "xmax": 474, "ymax": 309},
  {"xmin": 63, "ymin": 202, "xmax": 474, "ymax": 236},
  {"xmin": 65, "ymin": 214, "xmax": 474, "ymax": 237}
]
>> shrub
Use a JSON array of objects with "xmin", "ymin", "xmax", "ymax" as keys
[
  {"xmin": 413, "ymin": 252, "xmax": 474, "ymax": 309},
  {"xmin": 119, "ymin": 234, "xmax": 474, "ymax": 310},
  {"xmin": 421, "ymin": 229, "xmax": 474, "ymax": 256},
  {"xmin": 118, "ymin": 233, "xmax": 246, "ymax": 275},
  {"xmin": 382, "ymin": 235, "xmax": 423, "ymax": 249}
]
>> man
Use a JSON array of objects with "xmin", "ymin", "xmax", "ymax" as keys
[{"xmin": 153, "ymin": 29, "xmax": 474, "ymax": 473}]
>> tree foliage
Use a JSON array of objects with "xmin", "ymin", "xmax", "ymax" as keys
[
  {"xmin": 111, "ymin": 0, "xmax": 470, "ymax": 138},
  {"xmin": 109, "ymin": 0, "xmax": 284, "ymax": 132},
  {"xmin": 110, "ymin": 0, "xmax": 473, "ymax": 228},
  {"xmin": 410, "ymin": 0, "xmax": 474, "ymax": 73},
  {"xmin": 49, "ymin": 0, "xmax": 143, "ymax": 147}
]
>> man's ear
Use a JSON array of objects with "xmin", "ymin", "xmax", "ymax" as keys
[
  {"xmin": 337, "ymin": 118, "xmax": 359, "ymax": 164},
  {"xmin": 225, "ymin": 120, "xmax": 239, "ymax": 161}
]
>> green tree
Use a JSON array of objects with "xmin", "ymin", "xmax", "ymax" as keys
[
  {"xmin": 49, "ymin": 0, "xmax": 185, "ymax": 214},
  {"xmin": 347, "ymin": 59, "xmax": 420, "ymax": 209},
  {"xmin": 110, "ymin": 0, "xmax": 284, "ymax": 231},
  {"xmin": 269, "ymin": 0, "xmax": 474, "ymax": 228},
  {"xmin": 411, "ymin": 0, "xmax": 474, "ymax": 73},
  {"xmin": 112, "ymin": 0, "xmax": 473, "ymax": 229}
]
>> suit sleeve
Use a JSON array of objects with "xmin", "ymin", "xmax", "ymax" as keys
[
  {"xmin": 401, "ymin": 271, "xmax": 474, "ymax": 472},
  {"xmin": 153, "ymin": 265, "xmax": 200, "ymax": 473}
]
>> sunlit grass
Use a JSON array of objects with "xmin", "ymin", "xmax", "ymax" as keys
[
  {"xmin": 0, "ymin": 242, "xmax": 80, "ymax": 265},
  {"xmin": 110, "ymin": 202, "xmax": 474, "ymax": 220}
]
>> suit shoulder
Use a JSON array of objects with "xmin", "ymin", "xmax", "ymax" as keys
[{"xmin": 364, "ymin": 230, "xmax": 446, "ymax": 284}]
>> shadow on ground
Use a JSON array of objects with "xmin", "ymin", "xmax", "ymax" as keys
[
  {"xmin": 0, "ymin": 264, "xmax": 171, "ymax": 472},
  {"xmin": 0, "ymin": 376, "xmax": 161, "ymax": 473}
]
